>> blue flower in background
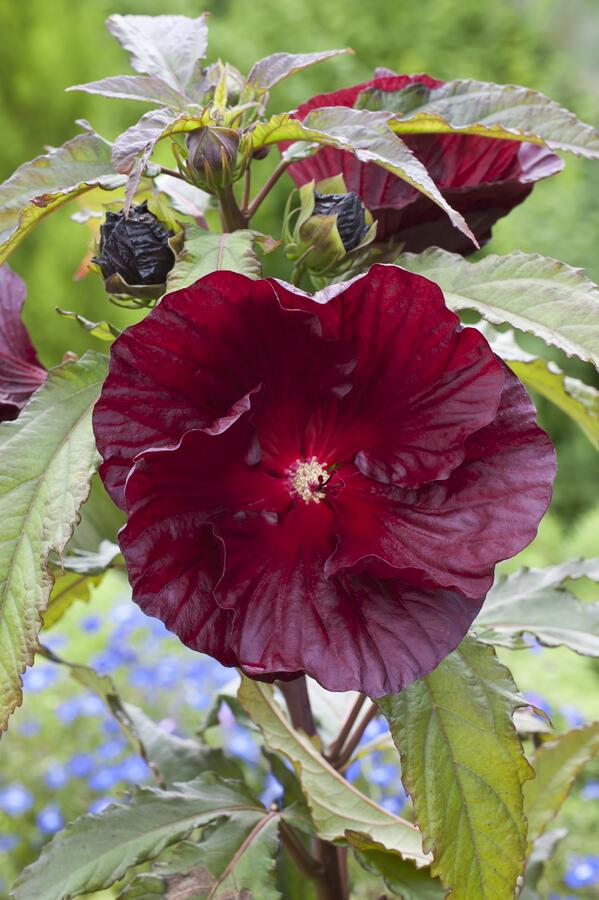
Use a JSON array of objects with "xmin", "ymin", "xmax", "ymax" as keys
[
  {"xmin": 19, "ymin": 718, "xmax": 41, "ymax": 737},
  {"xmin": 564, "ymin": 855, "xmax": 599, "ymax": 888},
  {"xmin": 260, "ymin": 773, "xmax": 284, "ymax": 807},
  {"xmin": 88, "ymin": 767, "xmax": 122, "ymax": 792},
  {"xmin": 128, "ymin": 665, "xmax": 155, "ymax": 690},
  {"xmin": 558, "ymin": 704, "xmax": 586, "ymax": 728},
  {"xmin": 43, "ymin": 635, "xmax": 67, "ymax": 651},
  {"xmin": 581, "ymin": 781, "xmax": 599, "ymax": 801},
  {"xmin": 44, "ymin": 762, "xmax": 69, "ymax": 791},
  {"xmin": 369, "ymin": 763, "xmax": 399, "ymax": 788},
  {"xmin": 36, "ymin": 804, "xmax": 64, "ymax": 834},
  {"xmin": 117, "ymin": 755, "xmax": 150, "ymax": 783},
  {"xmin": 524, "ymin": 692, "xmax": 552, "ymax": 717},
  {"xmin": 102, "ymin": 718, "xmax": 120, "ymax": 735},
  {"xmin": 345, "ymin": 760, "xmax": 362, "ymax": 783},
  {"xmin": 22, "ymin": 664, "xmax": 58, "ymax": 693},
  {"xmin": 91, "ymin": 647, "xmax": 137, "ymax": 675},
  {"xmin": 88, "ymin": 797, "xmax": 114, "ymax": 815},
  {"xmin": 67, "ymin": 754, "xmax": 94, "ymax": 778},
  {"xmin": 112, "ymin": 602, "xmax": 139, "ymax": 624},
  {"xmin": 0, "ymin": 783, "xmax": 34, "ymax": 815},
  {"xmin": 226, "ymin": 725, "xmax": 260, "ymax": 765},
  {"xmin": 183, "ymin": 682, "xmax": 211, "ymax": 710},
  {"xmin": 0, "ymin": 834, "xmax": 19, "ymax": 853},
  {"xmin": 380, "ymin": 795, "xmax": 407, "ymax": 815},
  {"xmin": 96, "ymin": 738, "xmax": 126, "ymax": 761},
  {"xmin": 155, "ymin": 656, "xmax": 181, "ymax": 688},
  {"xmin": 56, "ymin": 697, "xmax": 81, "ymax": 724},
  {"xmin": 79, "ymin": 693, "xmax": 105, "ymax": 717},
  {"xmin": 361, "ymin": 717, "xmax": 389, "ymax": 744},
  {"xmin": 81, "ymin": 614, "xmax": 102, "ymax": 633}
]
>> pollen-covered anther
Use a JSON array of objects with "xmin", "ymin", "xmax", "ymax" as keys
[{"xmin": 289, "ymin": 457, "xmax": 329, "ymax": 504}]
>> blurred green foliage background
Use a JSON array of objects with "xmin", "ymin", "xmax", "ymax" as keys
[{"xmin": 1, "ymin": 0, "xmax": 599, "ymax": 895}]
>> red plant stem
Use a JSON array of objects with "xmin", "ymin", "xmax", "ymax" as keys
[
  {"xmin": 245, "ymin": 157, "xmax": 291, "ymax": 220},
  {"xmin": 241, "ymin": 166, "xmax": 252, "ymax": 211},
  {"xmin": 278, "ymin": 676, "xmax": 317, "ymax": 736},
  {"xmin": 327, "ymin": 694, "xmax": 367, "ymax": 764},
  {"xmin": 278, "ymin": 676, "xmax": 350, "ymax": 900},
  {"xmin": 158, "ymin": 165, "xmax": 188, "ymax": 182},
  {"xmin": 217, "ymin": 183, "xmax": 248, "ymax": 231},
  {"xmin": 335, "ymin": 703, "xmax": 379, "ymax": 771}
]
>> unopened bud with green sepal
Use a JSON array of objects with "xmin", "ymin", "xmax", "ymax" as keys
[
  {"xmin": 284, "ymin": 174, "xmax": 376, "ymax": 278},
  {"xmin": 184, "ymin": 126, "xmax": 241, "ymax": 194}
]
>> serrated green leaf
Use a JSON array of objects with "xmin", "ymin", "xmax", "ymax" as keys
[
  {"xmin": 0, "ymin": 132, "xmax": 124, "ymax": 264},
  {"xmin": 475, "ymin": 559, "xmax": 599, "ymax": 654},
  {"xmin": 245, "ymin": 109, "xmax": 477, "ymax": 248},
  {"xmin": 56, "ymin": 308, "xmax": 122, "ymax": 342},
  {"xmin": 120, "ymin": 809, "xmax": 284, "ymax": 900},
  {"xmin": 12, "ymin": 775, "xmax": 265, "ymax": 900},
  {"xmin": 524, "ymin": 723, "xmax": 599, "ymax": 845},
  {"xmin": 353, "ymin": 834, "xmax": 444, "ymax": 899},
  {"xmin": 106, "ymin": 13, "xmax": 208, "ymax": 93},
  {"xmin": 398, "ymin": 249, "xmax": 599, "ymax": 368},
  {"xmin": 0, "ymin": 352, "xmax": 107, "ymax": 732},
  {"xmin": 482, "ymin": 327, "xmax": 599, "ymax": 449},
  {"xmin": 378, "ymin": 637, "xmax": 532, "ymax": 900},
  {"xmin": 363, "ymin": 78, "xmax": 599, "ymax": 159},
  {"xmin": 43, "ymin": 570, "xmax": 102, "ymax": 629},
  {"xmin": 64, "ymin": 473, "xmax": 125, "ymax": 556},
  {"xmin": 123, "ymin": 703, "xmax": 244, "ymax": 786},
  {"xmin": 154, "ymin": 174, "xmax": 210, "ymax": 223},
  {"xmin": 182, "ymin": 811, "xmax": 282, "ymax": 899},
  {"xmin": 112, "ymin": 108, "xmax": 212, "ymax": 206},
  {"xmin": 67, "ymin": 75, "xmax": 191, "ymax": 110},
  {"xmin": 167, "ymin": 227, "xmax": 266, "ymax": 289},
  {"xmin": 238, "ymin": 677, "xmax": 429, "ymax": 867},
  {"xmin": 247, "ymin": 49, "xmax": 352, "ymax": 91}
]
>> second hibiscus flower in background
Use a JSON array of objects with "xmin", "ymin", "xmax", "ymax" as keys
[{"xmin": 286, "ymin": 72, "xmax": 563, "ymax": 253}]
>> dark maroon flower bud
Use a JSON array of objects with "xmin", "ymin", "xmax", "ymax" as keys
[
  {"xmin": 312, "ymin": 191, "xmax": 369, "ymax": 252},
  {"xmin": 93, "ymin": 202, "xmax": 175, "ymax": 295},
  {"xmin": 252, "ymin": 145, "xmax": 271, "ymax": 161},
  {"xmin": 185, "ymin": 126, "xmax": 240, "ymax": 191}
]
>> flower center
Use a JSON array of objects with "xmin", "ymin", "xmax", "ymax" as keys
[{"xmin": 289, "ymin": 457, "xmax": 329, "ymax": 504}]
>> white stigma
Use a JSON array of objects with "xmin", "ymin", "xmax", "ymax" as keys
[{"xmin": 289, "ymin": 457, "xmax": 329, "ymax": 504}]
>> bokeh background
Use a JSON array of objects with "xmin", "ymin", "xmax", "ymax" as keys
[{"xmin": 1, "ymin": 0, "xmax": 599, "ymax": 896}]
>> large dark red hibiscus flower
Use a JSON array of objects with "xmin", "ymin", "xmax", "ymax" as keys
[
  {"xmin": 286, "ymin": 73, "xmax": 563, "ymax": 253},
  {"xmin": 0, "ymin": 265, "xmax": 46, "ymax": 422},
  {"xmin": 93, "ymin": 265, "xmax": 555, "ymax": 696}
]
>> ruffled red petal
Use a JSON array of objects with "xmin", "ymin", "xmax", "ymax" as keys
[
  {"xmin": 94, "ymin": 270, "xmax": 352, "ymax": 507},
  {"xmin": 0, "ymin": 265, "xmax": 46, "ymax": 421},
  {"xmin": 214, "ymin": 501, "xmax": 480, "ymax": 695},
  {"xmin": 271, "ymin": 265, "xmax": 505, "ymax": 487},
  {"xmin": 326, "ymin": 366, "xmax": 556, "ymax": 598}
]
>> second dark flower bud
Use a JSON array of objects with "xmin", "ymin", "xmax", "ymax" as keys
[{"xmin": 93, "ymin": 201, "xmax": 176, "ymax": 303}]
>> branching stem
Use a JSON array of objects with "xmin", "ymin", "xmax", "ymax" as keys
[{"xmin": 335, "ymin": 703, "xmax": 379, "ymax": 771}]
